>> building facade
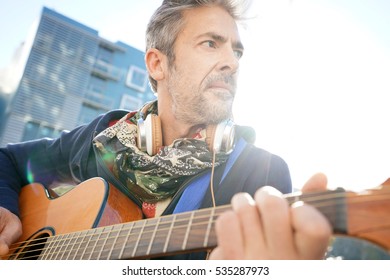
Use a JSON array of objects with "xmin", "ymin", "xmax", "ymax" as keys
[{"xmin": 0, "ymin": 7, "xmax": 155, "ymax": 146}]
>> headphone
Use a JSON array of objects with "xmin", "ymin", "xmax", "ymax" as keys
[{"xmin": 137, "ymin": 114, "xmax": 236, "ymax": 156}]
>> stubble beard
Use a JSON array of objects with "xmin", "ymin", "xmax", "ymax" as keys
[{"xmin": 167, "ymin": 69, "xmax": 236, "ymax": 125}]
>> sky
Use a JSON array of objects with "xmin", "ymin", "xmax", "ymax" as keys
[{"xmin": 0, "ymin": 0, "xmax": 389, "ymax": 192}]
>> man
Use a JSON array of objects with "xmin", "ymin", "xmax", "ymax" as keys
[{"xmin": 0, "ymin": 0, "xmax": 331, "ymax": 259}]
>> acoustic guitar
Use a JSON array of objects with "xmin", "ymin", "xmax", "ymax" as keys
[{"xmin": 4, "ymin": 177, "xmax": 390, "ymax": 260}]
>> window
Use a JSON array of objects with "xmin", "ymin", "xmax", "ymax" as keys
[
  {"xmin": 125, "ymin": 65, "xmax": 148, "ymax": 92},
  {"xmin": 78, "ymin": 103, "xmax": 106, "ymax": 125},
  {"xmin": 88, "ymin": 76, "xmax": 106, "ymax": 94},
  {"xmin": 22, "ymin": 121, "xmax": 61, "ymax": 141},
  {"xmin": 37, "ymin": 125, "xmax": 54, "ymax": 138},
  {"xmin": 22, "ymin": 122, "xmax": 40, "ymax": 141},
  {"xmin": 97, "ymin": 46, "xmax": 114, "ymax": 63},
  {"xmin": 120, "ymin": 95, "xmax": 143, "ymax": 112}
]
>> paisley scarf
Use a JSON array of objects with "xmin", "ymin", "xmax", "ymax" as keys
[{"xmin": 93, "ymin": 101, "xmax": 229, "ymax": 207}]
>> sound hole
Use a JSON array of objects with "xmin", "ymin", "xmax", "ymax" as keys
[{"xmin": 15, "ymin": 232, "xmax": 50, "ymax": 260}]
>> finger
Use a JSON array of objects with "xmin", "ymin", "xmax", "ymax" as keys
[
  {"xmin": 213, "ymin": 209, "xmax": 244, "ymax": 259},
  {"xmin": 291, "ymin": 202, "xmax": 332, "ymax": 259},
  {"xmin": 254, "ymin": 187, "xmax": 296, "ymax": 259},
  {"xmin": 301, "ymin": 173, "xmax": 328, "ymax": 193},
  {"xmin": 208, "ymin": 247, "xmax": 224, "ymax": 260},
  {"xmin": 231, "ymin": 192, "xmax": 267, "ymax": 259}
]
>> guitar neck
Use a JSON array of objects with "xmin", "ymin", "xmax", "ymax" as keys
[{"xmin": 39, "ymin": 188, "xmax": 350, "ymax": 260}]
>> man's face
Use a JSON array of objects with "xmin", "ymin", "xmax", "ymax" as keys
[{"xmin": 166, "ymin": 5, "xmax": 243, "ymax": 125}]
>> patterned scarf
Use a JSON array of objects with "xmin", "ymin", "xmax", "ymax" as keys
[{"xmin": 93, "ymin": 101, "xmax": 229, "ymax": 205}]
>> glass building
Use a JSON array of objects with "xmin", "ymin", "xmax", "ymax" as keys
[{"xmin": 0, "ymin": 7, "xmax": 155, "ymax": 146}]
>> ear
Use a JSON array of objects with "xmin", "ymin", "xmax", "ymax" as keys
[{"xmin": 145, "ymin": 48, "xmax": 165, "ymax": 82}]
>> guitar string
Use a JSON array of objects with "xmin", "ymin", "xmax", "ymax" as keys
[
  {"xmin": 7, "ymin": 189, "xmax": 390, "ymax": 259},
  {"xmin": 6, "ymin": 205, "xmax": 229, "ymax": 260},
  {"xmin": 10, "ymin": 211, "xmax": 222, "ymax": 260},
  {"xmin": 205, "ymin": 149, "xmax": 217, "ymax": 259}
]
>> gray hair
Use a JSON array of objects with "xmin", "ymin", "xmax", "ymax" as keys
[{"xmin": 146, "ymin": 0, "xmax": 251, "ymax": 92}]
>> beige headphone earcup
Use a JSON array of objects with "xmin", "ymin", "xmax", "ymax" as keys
[
  {"xmin": 148, "ymin": 114, "xmax": 163, "ymax": 156},
  {"xmin": 206, "ymin": 120, "xmax": 236, "ymax": 153},
  {"xmin": 205, "ymin": 125, "xmax": 217, "ymax": 152},
  {"xmin": 137, "ymin": 114, "xmax": 163, "ymax": 156}
]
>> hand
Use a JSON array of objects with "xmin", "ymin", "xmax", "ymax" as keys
[
  {"xmin": 209, "ymin": 173, "xmax": 332, "ymax": 259},
  {"xmin": 0, "ymin": 207, "xmax": 22, "ymax": 257}
]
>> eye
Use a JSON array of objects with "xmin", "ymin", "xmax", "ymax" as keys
[
  {"xmin": 233, "ymin": 49, "xmax": 243, "ymax": 59},
  {"xmin": 202, "ymin": 40, "xmax": 217, "ymax": 48}
]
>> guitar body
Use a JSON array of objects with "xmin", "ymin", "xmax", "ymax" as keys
[{"xmin": 7, "ymin": 178, "xmax": 142, "ymax": 260}]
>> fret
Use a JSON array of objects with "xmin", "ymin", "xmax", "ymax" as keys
[
  {"xmin": 65, "ymin": 231, "xmax": 82, "ymax": 260},
  {"xmin": 206, "ymin": 207, "xmax": 227, "ymax": 247},
  {"xmin": 51, "ymin": 234, "xmax": 66, "ymax": 260},
  {"xmin": 117, "ymin": 222, "xmax": 135, "ymax": 259},
  {"xmin": 80, "ymin": 228, "xmax": 96, "ymax": 260},
  {"xmin": 81, "ymin": 227, "xmax": 102, "ymax": 260},
  {"xmin": 133, "ymin": 219, "xmax": 159, "ymax": 258},
  {"xmin": 163, "ymin": 215, "xmax": 176, "ymax": 254},
  {"xmin": 106, "ymin": 223, "xmax": 125, "ymax": 260},
  {"xmin": 148, "ymin": 215, "xmax": 174, "ymax": 257},
  {"xmin": 96, "ymin": 226, "xmax": 112, "ymax": 259},
  {"xmin": 182, "ymin": 211, "xmax": 194, "ymax": 250},
  {"xmin": 131, "ymin": 219, "xmax": 147, "ymax": 258},
  {"xmin": 203, "ymin": 207, "xmax": 215, "ymax": 247},
  {"xmin": 165, "ymin": 212, "xmax": 192, "ymax": 254},
  {"xmin": 100, "ymin": 224, "xmax": 128, "ymax": 260},
  {"xmin": 60, "ymin": 231, "xmax": 77, "ymax": 260},
  {"xmin": 72, "ymin": 230, "xmax": 89, "ymax": 260},
  {"xmin": 89, "ymin": 226, "xmax": 112, "ymax": 259},
  {"xmin": 185, "ymin": 208, "xmax": 219, "ymax": 250},
  {"xmin": 146, "ymin": 218, "xmax": 160, "ymax": 256}
]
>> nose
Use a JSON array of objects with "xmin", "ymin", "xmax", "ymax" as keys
[{"xmin": 218, "ymin": 46, "xmax": 240, "ymax": 74}]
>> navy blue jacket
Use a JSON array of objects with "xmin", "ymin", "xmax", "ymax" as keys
[{"xmin": 0, "ymin": 110, "xmax": 292, "ymax": 259}]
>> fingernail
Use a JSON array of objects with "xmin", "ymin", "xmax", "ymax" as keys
[{"xmin": 231, "ymin": 192, "xmax": 255, "ymax": 211}]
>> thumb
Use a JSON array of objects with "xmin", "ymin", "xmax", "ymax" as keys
[
  {"xmin": 301, "ymin": 173, "xmax": 328, "ymax": 193},
  {"xmin": 0, "ymin": 209, "xmax": 22, "ymax": 257},
  {"xmin": 0, "ymin": 238, "xmax": 11, "ymax": 256}
]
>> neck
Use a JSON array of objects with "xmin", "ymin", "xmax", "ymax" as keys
[
  {"xmin": 157, "ymin": 97, "xmax": 205, "ymax": 146},
  {"xmin": 160, "ymin": 115, "xmax": 205, "ymax": 146}
]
